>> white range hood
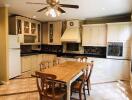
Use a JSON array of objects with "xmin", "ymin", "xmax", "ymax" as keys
[{"xmin": 61, "ymin": 20, "xmax": 81, "ymax": 43}]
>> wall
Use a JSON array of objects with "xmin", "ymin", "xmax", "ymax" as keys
[
  {"xmin": 84, "ymin": 13, "xmax": 131, "ymax": 24},
  {"xmin": 130, "ymin": 15, "xmax": 132, "ymax": 88},
  {"xmin": 0, "ymin": 7, "xmax": 9, "ymax": 82}
]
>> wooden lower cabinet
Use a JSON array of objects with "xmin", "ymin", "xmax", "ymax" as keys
[
  {"xmin": 31, "ymin": 55, "xmax": 38, "ymax": 72},
  {"xmin": 36, "ymin": 54, "xmax": 43, "ymax": 71},
  {"xmin": 21, "ymin": 54, "xmax": 57, "ymax": 72},
  {"xmin": 21, "ymin": 56, "xmax": 31, "ymax": 72}
]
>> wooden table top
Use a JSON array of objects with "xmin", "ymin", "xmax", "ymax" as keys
[{"xmin": 42, "ymin": 61, "xmax": 90, "ymax": 83}]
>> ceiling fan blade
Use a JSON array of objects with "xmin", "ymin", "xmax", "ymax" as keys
[
  {"xmin": 26, "ymin": 2, "xmax": 47, "ymax": 5},
  {"xmin": 37, "ymin": 7, "xmax": 47, "ymax": 12},
  {"xmin": 57, "ymin": 7, "xmax": 66, "ymax": 13},
  {"xmin": 60, "ymin": 4, "xmax": 79, "ymax": 9}
]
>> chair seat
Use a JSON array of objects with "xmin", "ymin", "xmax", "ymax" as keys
[{"xmin": 72, "ymin": 81, "xmax": 82, "ymax": 91}]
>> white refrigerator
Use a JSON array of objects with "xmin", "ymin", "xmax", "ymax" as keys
[{"xmin": 9, "ymin": 35, "xmax": 21, "ymax": 79}]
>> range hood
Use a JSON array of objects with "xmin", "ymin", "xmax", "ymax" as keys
[{"xmin": 61, "ymin": 20, "xmax": 81, "ymax": 43}]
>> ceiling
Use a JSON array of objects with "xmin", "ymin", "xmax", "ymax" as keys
[{"xmin": 0, "ymin": 0, "xmax": 132, "ymax": 21}]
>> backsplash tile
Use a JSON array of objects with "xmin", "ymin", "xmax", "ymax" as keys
[
  {"xmin": 41, "ymin": 44, "xmax": 63, "ymax": 53},
  {"xmin": 84, "ymin": 46, "xmax": 106, "ymax": 57}
]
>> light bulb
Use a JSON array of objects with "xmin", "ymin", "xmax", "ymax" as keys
[{"xmin": 49, "ymin": 8, "xmax": 56, "ymax": 17}]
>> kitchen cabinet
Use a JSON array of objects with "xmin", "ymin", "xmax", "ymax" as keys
[
  {"xmin": 87, "ymin": 58, "xmax": 130, "ymax": 83},
  {"xmin": 21, "ymin": 54, "xmax": 57, "ymax": 73},
  {"xmin": 42, "ymin": 21, "xmax": 62, "ymax": 45},
  {"xmin": 21, "ymin": 55, "xmax": 42, "ymax": 72},
  {"xmin": 21, "ymin": 56, "xmax": 31, "ymax": 72},
  {"xmin": 9, "ymin": 16, "xmax": 41, "ymax": 44},
  {"xmin": 82, "ymin": 24, "xmax": 107, "ymax": 46},
  {"xmin": 30, "ymin": 55, "xmax": 38, "ymax": 71},
  {"xmin": 107, "ymin": 22, "xmax": 132, "ymax": 42},
  {"xmin": 36, "ymin": 54, "xmax": 43, "ymax": 70}
]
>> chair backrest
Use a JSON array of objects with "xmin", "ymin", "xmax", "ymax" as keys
[
  {"xmin": 39, "ymin": 61, "xmax": 50, "ymax": 71},
  {"xmin": 86, "ymin": 61, "xmax": 94, "ymax": 80},
  {"xmin": 75, "ymin": 56, "xmax": 87, "ymax": 62},
  {"xmin": 35, "ymin": 71, "xmax": 57, "ymax": 99}
]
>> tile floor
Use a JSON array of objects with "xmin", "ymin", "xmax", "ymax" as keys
[{"xmin": 0, "ymin": 72, "xmax": 132, "ymax": 100}]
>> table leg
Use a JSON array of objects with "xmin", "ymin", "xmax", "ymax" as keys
[
  {"xmin": 66, "ymin": 71, "xmax": 84, "ymax": 100},
  {"xmin": 67, "ymin": 82, "xmax": 71, "ymax": 100}
]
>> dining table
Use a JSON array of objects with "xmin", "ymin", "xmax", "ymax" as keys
[{"xmin": 42, "ymin": 61, "xmax": 91, "ymax": 100}]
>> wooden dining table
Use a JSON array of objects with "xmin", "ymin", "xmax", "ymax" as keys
[{"xmin": 42, "ymin": 61, "xmax": 91, "ymax": 100}]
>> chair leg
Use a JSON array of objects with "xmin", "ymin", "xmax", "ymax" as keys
[
  {"xmin": 79, "ymin": 89, "xmax": 82, "ymax": 100},
  {"xmin": 89, "ymin": 80, "xmax": 91, "ymax": 90},
  {"xmin": 83, "ymin": 87, "xmax": 86, "ymax": 100},
  {"xmin": 87, "ymin": 81, "xmax": 90, "ymax": 95}
]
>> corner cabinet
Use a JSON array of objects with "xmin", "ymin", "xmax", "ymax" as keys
[
  {"xmin": 9, "ymin": 16, "xmax": 41, "ymax": 45},
  {"xmin": 42, "ymin": 21, "xmax": 62, "ymax": 45},
  {"xmin": 82, "ymin": 24, "xmax": 107, "ymax": 46}
]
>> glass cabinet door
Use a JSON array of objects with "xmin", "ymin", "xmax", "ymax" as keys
[
  {"xmin": 49, "ymin": 23, "xmax": 53, "ymax": 43},
  {"xmin": 24, "ymin": 21, "xmax": 30, "ymax": 34},
  {"xmin": 17, "ymin": 19, "xmax": 22, "ymax": 34},
  {"xmin": 38, "ymin": 24, "xmax": 41, "ymax": 42},
  {"xmin": 31, "ymin": 23, "xmax": 36, "ymax": 34}
]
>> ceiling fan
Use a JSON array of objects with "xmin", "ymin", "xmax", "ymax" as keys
[{"xmin": 26, "ymin": 0, "xmax": 79, "ymax": 17}]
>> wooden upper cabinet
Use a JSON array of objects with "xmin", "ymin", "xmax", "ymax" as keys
[
  {"xmin": 53, "ymin": 21, "xmax": 62, "ymax": 45},
  {"xmin": 9, "ymin": 16, "xmax": 41, "ymax": 44},
  {"xmin": 42, "ymin": 21, "xmax": 62, "ymax": 45},
  {"xmin": 82, "ymin": 24, "xmax": 107, "ymax": 46},
  {"xmin": 23, "ymin": 20, "xmax": 30, "ymax": 34},
  {"xmin": 107, "ymin": 22, "xmax": 132, "ymax": 42}
]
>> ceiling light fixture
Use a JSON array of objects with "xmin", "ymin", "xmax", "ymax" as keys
[{"xmin": 45, "ymin": 7, "xmax": 61, "ymax": 17}]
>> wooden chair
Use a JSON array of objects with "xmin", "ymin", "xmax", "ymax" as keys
[
  {"xmin": 34, "ymin": 71, "xmax": 66, "ymax": 100},
  {"xmin": 75, "ymin": 56, "xmax": 94, "ymax": 95},
  {"xmin": 71, "ymin": 73, "xmax": 86, "ymax": 100},
  {"xmin": 84, "ymin": 61, "xmax": 94, "ymax": 95},
  {"xmin": 53, "ymin": 57, "xmax": 60, "ymax": 66},
  {"xmin": 40, "ymin": 61, "xmax": 50, "ymax": 71}
]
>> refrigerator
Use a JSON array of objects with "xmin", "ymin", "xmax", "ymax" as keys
[{"xmin": 9, "ymin": 35, "xmax": 21, "ymax": 79}]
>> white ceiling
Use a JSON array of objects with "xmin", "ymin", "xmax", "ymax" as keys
[{"xmin": 0, "ymin": 0, "xmax": 132, "ymax": 21}]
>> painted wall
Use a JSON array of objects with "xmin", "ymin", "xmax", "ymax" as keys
[
  {"xmin": 0, "ymin": 7, "xmax": 9, "ymax": 82},
  {"xmin": 130, "ymin": 15, "xmax": 132, "ymax": 88}
]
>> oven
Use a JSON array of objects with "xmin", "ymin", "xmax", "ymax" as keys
[{"xmin": 107, "ymin": 42, "xmax": 130, "ymax": 59}]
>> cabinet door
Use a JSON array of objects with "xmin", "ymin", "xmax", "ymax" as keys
[
  {"xmin": 53, "ymin": 21, "xmax": 62, "ymax": 45},
  {"xmin": 36, "ymin": 54, "xmax": 42, "ymax": 71},
  {"xmin": 48, "ymin": 22, "xmax": 54, "ymax": 44},
  {"xmin": 97, "ymin": 24, "xmax": 107, "ymax": 46},
  {"xmin": 17, "ymin": 19, "xmax": 22, "ymax": 34},
  {"xmin": 42, "ymin": 22, "xmax": 48, "ymax": 44},
  {"xmin": 107, "ymin": 22, "xmax": 132, "ymax": 42},
  {"xmin": 82, "ymin": 24, "xmax": 106, "ymax": 46},
  {"xmin": 37, "ymin": 23, "xmax": 41, "ymax": 43},
  {"xmin": 21, "ymin": 56, "xmax": 31, "ymax": 72},
  {"xmin": 23, "ymin": 21, "xmax": 30, "ymax": 34},
  {"xmin": 31, "ymin": 55, "xmax": 38, "ymax": 72},
  {"xmin": 31, "ymin": 23, "xmax": 37, "ymax": 34}
]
